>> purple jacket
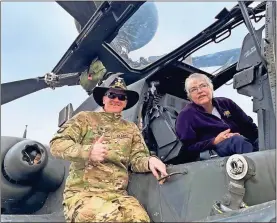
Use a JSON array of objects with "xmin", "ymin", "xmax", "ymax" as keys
[{"xmin": 175, "ymin": 97, "xmax": 258, "ymax": 153}]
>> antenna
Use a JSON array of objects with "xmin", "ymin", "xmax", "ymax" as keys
[{"xmin": 23, "ymin": 125, "xmax": 28, "ymax": 138}]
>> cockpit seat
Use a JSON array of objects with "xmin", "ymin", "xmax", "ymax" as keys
[
  {"xmin": 147, "ymin": 94, "xmax": 219, "ymax": 164},
  {"xmin": 149, "ymin": 105, "xmax": 183, "ymax": 163}
]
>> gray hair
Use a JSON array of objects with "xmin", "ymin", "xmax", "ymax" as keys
[{"xmin": 185, "ymin": 73, "xmax": 214, "ymax": 98}]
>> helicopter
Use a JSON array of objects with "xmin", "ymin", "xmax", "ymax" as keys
[{"xmin": 1, "ymin": 1, "xmax": 276, "ymax": 222}]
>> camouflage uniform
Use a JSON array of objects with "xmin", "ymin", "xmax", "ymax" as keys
[{"xmin": 50, "ymin": 110, "xmax": 152, "ymax": 222}]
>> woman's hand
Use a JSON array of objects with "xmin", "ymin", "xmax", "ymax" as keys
[
  {"xmin": 213, "ymin": 129, "xmax": 240, "ymax": 145},
  {"xmin": 213, "ymin": 129, "xmax": 230, "ymax": 145}
]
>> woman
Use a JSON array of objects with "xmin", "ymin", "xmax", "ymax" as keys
[{"xmin": 175, "ymin": 73, "xmax": 259, "ymax": 160}]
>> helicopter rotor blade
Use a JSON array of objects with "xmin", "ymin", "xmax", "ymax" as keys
[
  {"xmin": 1, "ymin": 78, "xmax": 48, "ymax": 105},
  {"xmin": 1, "ymin": 72, "xmax": 81, "ymax": 105}
]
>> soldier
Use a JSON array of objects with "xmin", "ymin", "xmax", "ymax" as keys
[{"xmin": 50, "ymin": 75, "xmax": 168, "ymax": 222}]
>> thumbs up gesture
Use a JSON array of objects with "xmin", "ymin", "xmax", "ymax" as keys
[{"xmin": 89, "ymin": 135, "xmax": 108, "ymax": 162}]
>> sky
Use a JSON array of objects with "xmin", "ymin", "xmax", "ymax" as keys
[
  {"xmin": 1, "ymin": 2, "xmax": 88, "ymax": 143},
  {"xmin": 129, "ymin": 2, "xmax": 238, "ymax": 61},
  {"xmin": 2, "ymin": 2, "xmax": 260, "ymax": 144}
]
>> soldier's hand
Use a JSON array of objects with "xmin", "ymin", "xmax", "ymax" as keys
[
  {"xmin": 89, "ymin": 135, "xmax": 108, "ymax": 162},
  {"xmin": 148, "ymin": 157, "xmax": 168, "ymax": 180}
]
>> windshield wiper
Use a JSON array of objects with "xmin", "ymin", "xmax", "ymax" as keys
[{"xmin": 238, "ymin": 1, "xmax": 267, "ymax": 69}]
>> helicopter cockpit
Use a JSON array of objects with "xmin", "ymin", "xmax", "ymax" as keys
[{"xmin": 60, "ymin": 0, "xmax": 274, "ymax": 165}]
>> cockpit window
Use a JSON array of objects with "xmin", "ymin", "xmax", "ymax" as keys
[
  {"xmin": 189, "ymin": 11, "xmax": 265, "ymax": 75},
  {"xmin": 108, "ymin": 2, "xmax": 238, "ymax": 70}
]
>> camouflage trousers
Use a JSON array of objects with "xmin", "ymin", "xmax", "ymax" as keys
[{"xmin": 63, "ymin": 192, "xmax": 150, "ymax": 222}]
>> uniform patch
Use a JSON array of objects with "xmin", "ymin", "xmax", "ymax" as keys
[
  {"xmin": 223, "ymin": 110, "xmax": 231, "ymax": 118},
  {"xmin": 115, "ymin": 133, "xmax": 129, "ymax": 139}
]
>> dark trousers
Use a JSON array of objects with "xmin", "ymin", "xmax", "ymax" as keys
[{"xmin": 215, "ymin": 135, "xmax": 259, "ymax": 157}]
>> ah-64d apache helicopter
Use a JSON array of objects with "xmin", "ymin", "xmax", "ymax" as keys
[{"xmin": 1, "ymin": 1, "xmax": 276, "ymax": 222}]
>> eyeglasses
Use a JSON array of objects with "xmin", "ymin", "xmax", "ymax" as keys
[
  {"xmin": 189, "ymin": 83, "xmax": 209, "ymax": 94},
  {"xmin": 105, "ymin": 92, "xmax": 127, "ymax": 101}
]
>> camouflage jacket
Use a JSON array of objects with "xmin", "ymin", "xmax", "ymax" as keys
[{"xmin": 50, "ymin": 111, "xmax": 152, "ymax": 195}]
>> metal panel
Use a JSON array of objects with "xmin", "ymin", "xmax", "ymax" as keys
[{"xmin": 128, "ymin": 150, "xmax": 276, "ymax": 222}]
